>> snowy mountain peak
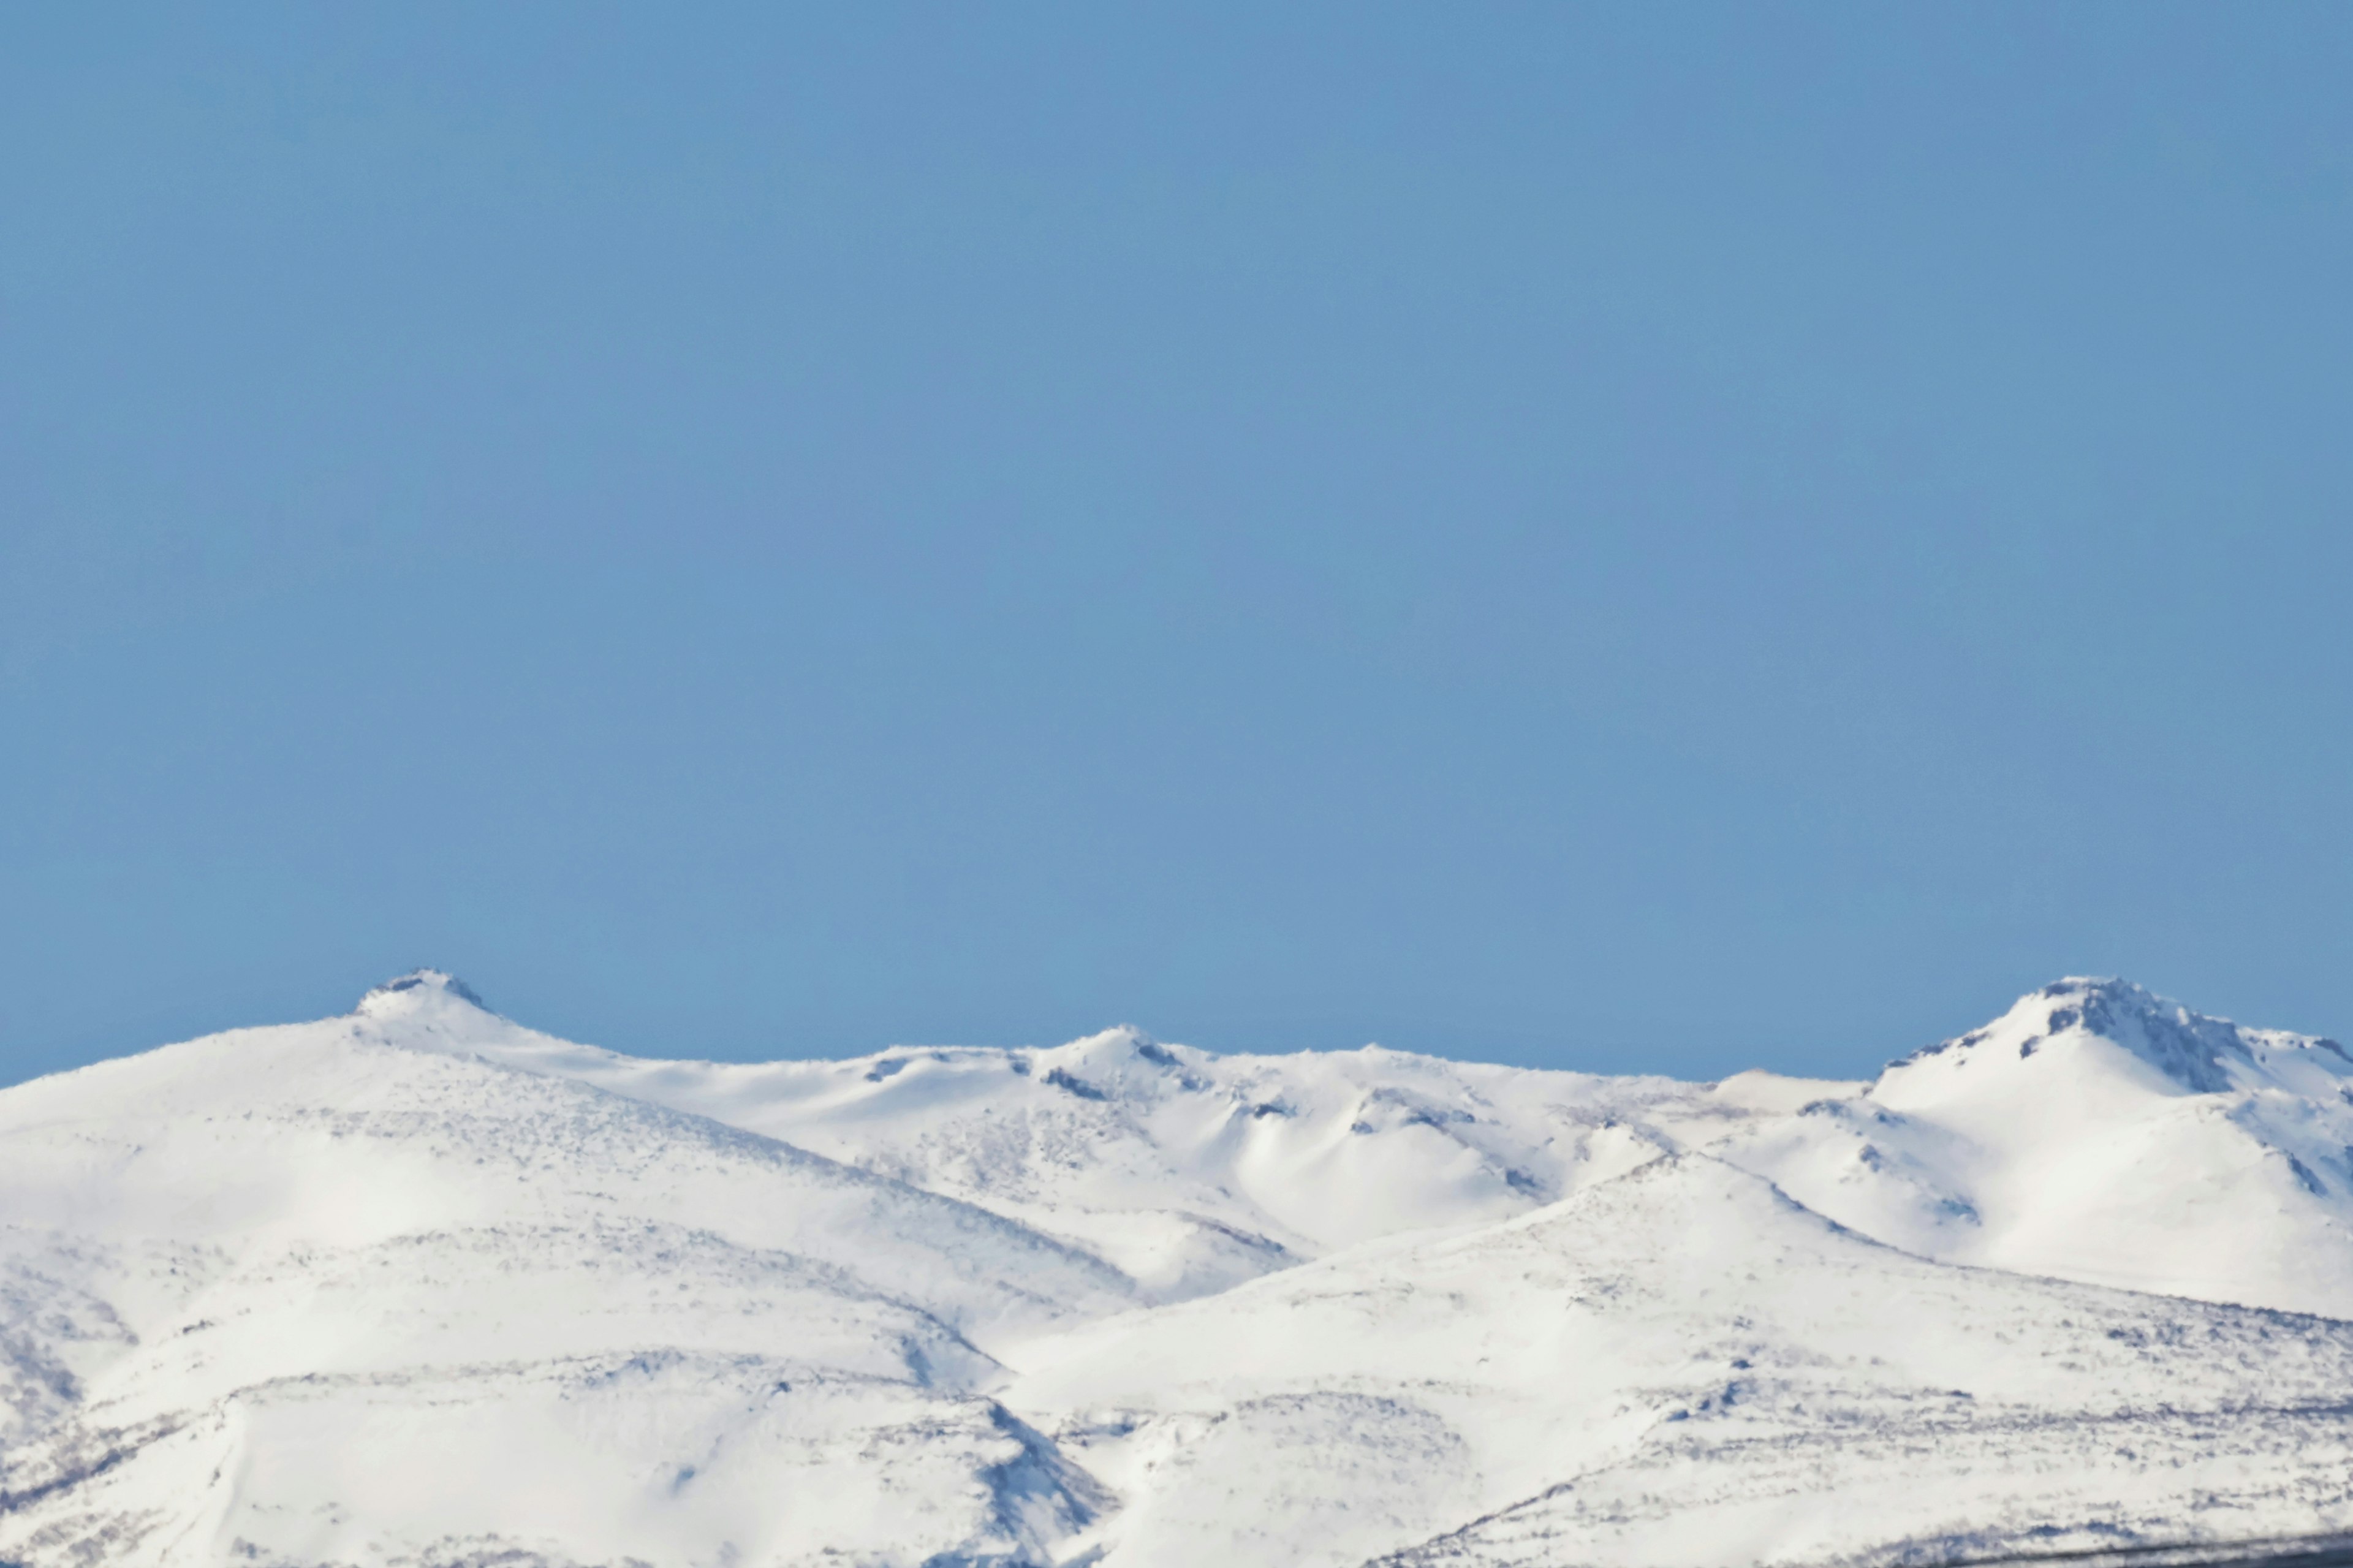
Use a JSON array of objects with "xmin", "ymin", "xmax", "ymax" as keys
[
  {"xmin": 1997, "ymin": 976, "xmax": 2237, "ymax": 1091},
  {"xmin": 1032, "ymin": 1024, "xmax": 1198, "ymax": 1095},
  {"xmin": 1876, "ymin": 975, "xmax": 2349, "ymax": 1101},
  {"xmin": 355, "ymin": 968, "xmax": 492, "ymax": 1019}
]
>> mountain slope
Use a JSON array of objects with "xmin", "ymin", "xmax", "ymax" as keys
[
  {"xmin": 1003, "ymin": 1153, "xmax": 2353, "ymax": 1568},
  {"xmin": 0, "ymin": 975, "xmax": 1132, "ymax": 1567},
  {"xmin": 463, "ymin": 1004, "xmax": 1832, "ymax": 1301}
]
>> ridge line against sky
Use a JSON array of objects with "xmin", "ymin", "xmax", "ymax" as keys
[
  {"xmin": 2, "ymin": 6, "xmax": 2348, "ymax": 1086},
  {"xmin": 0, "ymin": 968, "xmax": 2314, "ymax": 1104}
]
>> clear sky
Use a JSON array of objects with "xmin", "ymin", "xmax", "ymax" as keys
[{"xmin": 4, "ymin": 6, "xmax": 2349, "ymax": 1085}]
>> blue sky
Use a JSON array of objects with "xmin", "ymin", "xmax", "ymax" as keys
[{"xmin": 4, "ymin": 6, "xmax": 2349, "ymax": 1083}]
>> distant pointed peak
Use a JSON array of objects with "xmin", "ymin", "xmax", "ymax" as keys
[
  {"xmin": 1034, "ymin": 1026, "xmax": 1202, "ymax": 1094},
  {"xmin": 2021, "ymin": 975, "xmax": 2238, "ymax": 1040},
  {"xmin": 1059, "ymin": 1024, "xmax": 1170, "ymax": 1058},
  {"xmin": 1885, "ymin": 975, "xmax": 2262, "ymax": 1096},
  {"xmin": 2034, "ymin": 974, "xmax": 2145, "ymax": 1001},
  {"xmin": 357, "ymin": 969, "xmax": 490, "ymax": 1016},
  {"xmin": 2028, "ymin": 973, "xmax": 2159, "ymax": 1013}
]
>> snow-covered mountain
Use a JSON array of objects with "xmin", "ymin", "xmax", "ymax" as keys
[
  {"xmin": 468, "ymin": 1004, "xmax": 1715, "ymax": 1301},
  {"xmin": 1699, "ymin": 977, "xmax": 2353, "ymax": 1313},
  {"xmin": 470, "ymin": 972, "xmax": 2353, "ymax": 1316},
  {"xmin": 3, "ymin": 971, "xmax": 2351, "ymax": 1567}
]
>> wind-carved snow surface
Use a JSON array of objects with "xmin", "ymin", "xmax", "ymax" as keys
[{"xmin": 3, "ymin": 972, "xmax": 2352, "ymax": 1567}]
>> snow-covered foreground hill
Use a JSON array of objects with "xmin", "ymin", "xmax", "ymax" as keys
[{"xmin": 3, "ymin": 972, "xmax": 2351, "ymax": 1567}]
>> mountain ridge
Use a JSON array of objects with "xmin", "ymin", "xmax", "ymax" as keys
[{"xmin": 6, "ymin": 971, "xmax": 2353, "ymax": 1566}]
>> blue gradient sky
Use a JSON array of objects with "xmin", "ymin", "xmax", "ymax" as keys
[{"xmin": 5, "ymin": 6, "xmax": 2349, "ymax": 1083}]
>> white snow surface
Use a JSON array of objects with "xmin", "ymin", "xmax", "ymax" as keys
[{"xmin": 3, "ymin": 971, "xmax": 2352, "ymax": 1567}]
